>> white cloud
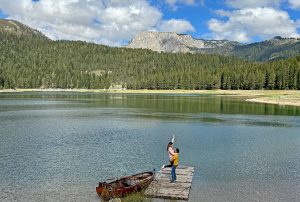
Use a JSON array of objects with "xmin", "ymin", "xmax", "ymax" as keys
[
  {"xmin": 166, "ymin": 0, "xmax": 196, "ymax": 5},
  {"xmin": 165, "ymin": 0, "xmax": 204, "ymax": 10},
  {"xmin": 0, "ymin": 0, "xmax": 194, "ymax": 46},
  {"xmin": 289, "ymin": 0, "xmax": 300, "ymax": 9},
  {"xmin": 225, "ymin": 0, "xmax": 282, "ymax": 9},
  {"xmin": 226, "ymin": 0, "xmax": 300, "ymax": 10},
  {"xmin": 159, "ymin": 19, "xmax": 195, "ymax": 33},
  {"xmin": 208, "ymin": 7, "xmax": 300, "ymax": 42}
]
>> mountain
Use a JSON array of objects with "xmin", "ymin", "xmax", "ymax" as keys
[
  {"xmin": 1, "ymin": 19, "xmax": 299, "ymax": 62},
  {"xmin": 230, "ymin": 36, "xmax": 300, "ymax": 61},
  {"xmin": 127, "ymin": 32, "xmax": 300, "ymax": 61},
  {"xmin": 1, "ymin": 18, "xmax": 298, "ymax": 62},
  {"xmin": 127, "ymin": 31, "xmax": 239, "ymax": 53},
  {"xmin": 0, "ymin": 19, "xmax": 48, "ymax": 39},
  {"xmin": 0, "ymin": 19, "xmax": 300, "ymax": 90}
]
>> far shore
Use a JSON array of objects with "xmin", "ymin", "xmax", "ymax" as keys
[{"xmin": 1, "ymin": 88, "xmax": 300, "ymax": 107}]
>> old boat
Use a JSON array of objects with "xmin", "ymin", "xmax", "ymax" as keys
[{"xmin": 96, "ymin": 171, "xmax": 155, "ymax": 200}]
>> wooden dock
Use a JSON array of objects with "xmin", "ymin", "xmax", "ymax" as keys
[{"xmin": 144, "ymin": 166, "xmax": 194, "ymax": 201}]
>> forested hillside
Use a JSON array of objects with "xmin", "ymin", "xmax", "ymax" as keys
[
  {"xmin": 231, "ymin": 37, "xmax": 300, "ymax": 61},
  {"xmin": 1, "ymin": 23, "xmax": 300, "ymax": 90}
]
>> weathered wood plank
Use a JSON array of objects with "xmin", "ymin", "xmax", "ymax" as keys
[{"xmin": 144, "ymin": 166, "xmax": 194, "ymax": 201}]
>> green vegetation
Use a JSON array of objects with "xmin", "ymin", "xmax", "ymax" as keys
[
  {"xmin": 121, "ymin": 192, "xmax": 150, "ymax": 202},
  {"xmin": 231, "ymin": 37, "xmax": 300, "ymax": 61},
  {"xmin": 1, "ymin": 30, "xmax": 300, "ymax": 90},
  {"xmin": 199, "ymin": 36, "xmax": 300, "ymax": 61}
]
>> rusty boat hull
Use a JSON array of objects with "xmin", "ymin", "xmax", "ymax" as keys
[{"xmin": 96, "ymin": 171, "xmax": 154, "ymax": 200}]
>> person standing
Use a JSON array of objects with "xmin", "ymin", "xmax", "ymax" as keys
[{"xmin": 171, "ymin": 148, "xmax": 179, "ymax": 183}]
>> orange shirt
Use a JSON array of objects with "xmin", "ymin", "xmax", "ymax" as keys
[{"xmin": 173, "ymin": 153, "xmax": 179, "ymax": 166}]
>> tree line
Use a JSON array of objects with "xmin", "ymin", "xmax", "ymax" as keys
[{"xmin": 1, "ymin": 32, "xmax": 300, "ymax": 90}]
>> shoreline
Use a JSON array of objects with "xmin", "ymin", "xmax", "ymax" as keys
[
  {"xmin": 246, "ymin": 97, "xmax": 300, "ymax": 107},
  {"xmin": 0, "ymin": 88, "xmax": 266, "ymax": 95},
  {"xmin": 1, "ymin": 88, "xmax": 300, "ymax": 107}
]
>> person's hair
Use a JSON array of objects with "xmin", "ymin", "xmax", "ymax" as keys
[
  {"xmin": 176, "ymin": 148, "xmax": 179, "ymax": 153},
  {"xmin": 167, "ymin": 142, "xmax": 173, "ymax": 151}
]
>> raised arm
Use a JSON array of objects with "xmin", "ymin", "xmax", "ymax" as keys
[{"xmin": 171, "ymin": 135, "xmax": 175, "ymax": 144}]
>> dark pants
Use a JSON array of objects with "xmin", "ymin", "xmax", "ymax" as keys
[
  {"xmin": 171, "ymin": 165, "xmax": 177, "ymax": 182},
  {"xmin": 164, "ymin": 160, "xmax": 174, "ymax": 168}
]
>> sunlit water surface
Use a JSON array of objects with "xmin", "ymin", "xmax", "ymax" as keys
[{"xmin": 0, "ymin": 92, "xmax": 299, "ymax": 202}]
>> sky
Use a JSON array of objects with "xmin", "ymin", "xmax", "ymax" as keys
[{"xmin": 0, "ymin": 0, "xmax": 300, "ymax": 46}]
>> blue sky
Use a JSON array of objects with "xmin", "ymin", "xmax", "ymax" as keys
[
  {"xmin": 0, "ymin": 0, "xmax": 299, "ymax": 45},
  {"xmin": 153, "ymin": 0, "xmax": 300, "ymax": 41}
]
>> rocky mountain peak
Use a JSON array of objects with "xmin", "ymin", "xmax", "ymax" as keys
[
  {"xmin": 127, "ymin": 31, "xmax": 204, "ymax": 53},
  {"xmin": 127, "ymin": 31, "xmax": 239, "ymax": 53}
]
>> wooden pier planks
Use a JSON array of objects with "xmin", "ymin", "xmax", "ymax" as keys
[{"xmin": 144, "ymin": 166, "xmax": 194, "ymax": 201}]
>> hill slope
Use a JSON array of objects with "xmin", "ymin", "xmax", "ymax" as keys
[
  {"xmin": 231, "ymin": 36, "xmax": 300, "ymax": 61},
  {"xmin": 0, "ymin": 19, "xmax": 48, "ymax": 39}
]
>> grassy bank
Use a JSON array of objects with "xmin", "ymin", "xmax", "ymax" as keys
[{"xmin": 1, "ymin": 88, "xmax": 300, "ymax": 107}]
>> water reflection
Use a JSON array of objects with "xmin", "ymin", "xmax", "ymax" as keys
[
  {"xmin": 1, "ymin": 92, "xmax": 300, "ymax": 116},
  {"xmin": 0, "ymin": 92, "xmax": 299, "ymax": 202}
]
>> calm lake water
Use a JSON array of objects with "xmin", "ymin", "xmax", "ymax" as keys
[{"xmin": 0, "ymin": 92, "xmax": 299, "ymax": 202}]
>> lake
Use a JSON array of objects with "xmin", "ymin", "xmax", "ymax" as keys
[{"xmin": 0, "ymin": 92, "xmax": 299, "ymax": 202}]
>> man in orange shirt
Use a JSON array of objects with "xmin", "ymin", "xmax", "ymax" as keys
[{"xmin": 171, "ymin": 148, "xmax": 179, "ymax": 183}]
